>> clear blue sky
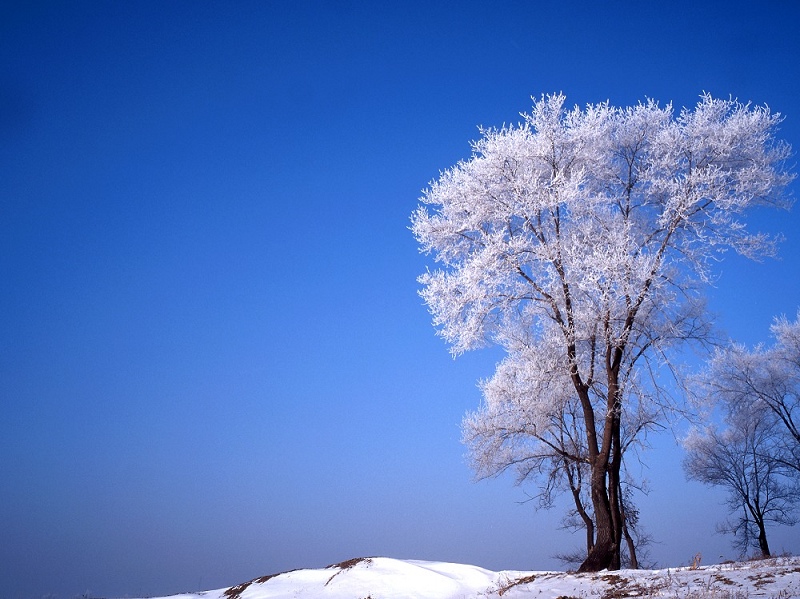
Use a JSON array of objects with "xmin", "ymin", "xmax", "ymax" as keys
[{"xmin": 2, "ymin": 2, "xmax": 799, "ymax": 598}]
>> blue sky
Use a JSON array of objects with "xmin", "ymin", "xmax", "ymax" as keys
[{"xmin": 2, "ymin": 2, "xmax": 800, "ymax": 598}]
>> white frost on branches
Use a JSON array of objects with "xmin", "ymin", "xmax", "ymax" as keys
[
  {"xmin": 683, "ymin": 400, "xmax": 799, "ymax": 557},
  {"xmin": 411, "ymin": 93, "xmax": 793, "ymax": 554},
  {"xmin": 694, "ymin": 311, "xmax": 800, "ymax": 473},
  {"xmin": 413, "ymin": 93, "xmax": 791, "ymax": 357}
]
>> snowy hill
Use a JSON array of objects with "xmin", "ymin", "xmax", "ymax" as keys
[{"xmin": 139, "ymin": 555, "xmax": 800, "ymax": 599}]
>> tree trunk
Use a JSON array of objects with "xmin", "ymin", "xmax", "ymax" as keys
[
  {"xmin": 578, "ymin": 361, "xmax": 623, "ymax": 573},
  {"xmin": 569, "ymin": 482, "xmax": 594, "ymax": 556},
  {"xmin": 757, "ymin": 520, "xmax": 771, "ymax": 557},
  {"xmin": 621, "ymin": 513, "xmax": 639, "ymax": 569},
  {"xmin": 619, "ymin": 487, "xmax": 639, "ymax": 569},
  {"xmin": 585, "ymin": 517, "xmax": 595, "ymax": 557},
  {"xmin": 565, "ymin": 459, "xmax": 594, "ymax": 556},
  {"xmin": 608, "ymin": 418, "xmax": 623, "ymax": 570},
  {"xmin": 578, "ymin": 462, "xmax": 617, "ymax": 572}
]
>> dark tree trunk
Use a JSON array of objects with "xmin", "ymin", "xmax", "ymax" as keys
[
  {"xmin": 569, "ymin": 480, "xmax": 594, "ymax": 556},
  {"xmin": 607, "ymin": 485, "xmax": 622, "ymax": 569},
  {"xmin": 578, "ymin": 462, "xmax": 617, "ymax": 572},
  {"xmin": 578, "ymin": 355, "xmax": 624, "ymax": 573},
  {"xmin": 623, "ymin": 527, "xmax": 639, "ymax": 569},
  {"xmin": 565, "ymin": 459, "xmax": 594, "ymax": 556},
  {"xmin": 621, "ymin": 512, "xmax": 639, "ymax": 568},
  {"xmin": 757, "ymin": 520, "xmax": 771, "ymax": 557},
  {"xmin": 619, "ymin": 488, "xmax": 639, "ymax": 569},
  {"xmin": 584, "ymin": 517, "xmax": 595, "ymax": 557},
  {"xmin": 608, "ymin": 417, "xmax": 623, "ymax": 570}
]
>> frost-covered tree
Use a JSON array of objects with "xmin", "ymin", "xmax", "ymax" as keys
[
  {"xmin": 696, "ymin": 311, "xmax": 800, "ymax": 473},
  {"xmin": 683, "ymin": 404, "xmax": 799, "ymax": 557},
  {"xmin": 686, "ymin": 313, "xmax": 800, "ymax": 556},
  {"xmin": 411, "ymin": 93, "xmax": 793, "ymax": 571}
]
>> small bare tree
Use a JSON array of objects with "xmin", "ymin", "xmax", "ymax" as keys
[
  {"xmin": 698, "ymin": 312, "xmax": 800, "ymax": 473},
  {"xmin": 683, "ymin": 404, "xmax": 799, "ymax": 557}
]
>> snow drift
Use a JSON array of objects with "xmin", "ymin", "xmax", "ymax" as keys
[{"xmin": 140, "ymin": 555, "xmax": 800, "ymax": 599}]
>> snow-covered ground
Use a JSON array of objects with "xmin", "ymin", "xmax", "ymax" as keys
[{"xmin": 141, "ymin": 555, "xmax": 800, "ymax": 599}]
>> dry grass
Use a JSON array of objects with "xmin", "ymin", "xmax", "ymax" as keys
[{"xmin": 325, "ymin": 556, "xmax": 374, "ymax": 586}]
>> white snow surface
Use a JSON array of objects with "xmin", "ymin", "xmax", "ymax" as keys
[{"xmin": 141, "ymin": 555, "xmax": 800, "ymax": 599}]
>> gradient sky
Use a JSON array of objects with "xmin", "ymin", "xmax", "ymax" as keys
[{"xmin": 2, "ymin": 2, "xmax": 800, "ymax": 599}]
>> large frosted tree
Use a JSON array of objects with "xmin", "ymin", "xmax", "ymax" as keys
[{"xmin": 411, "ymin": 93, "xmax": 793, "ymax": 572}]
